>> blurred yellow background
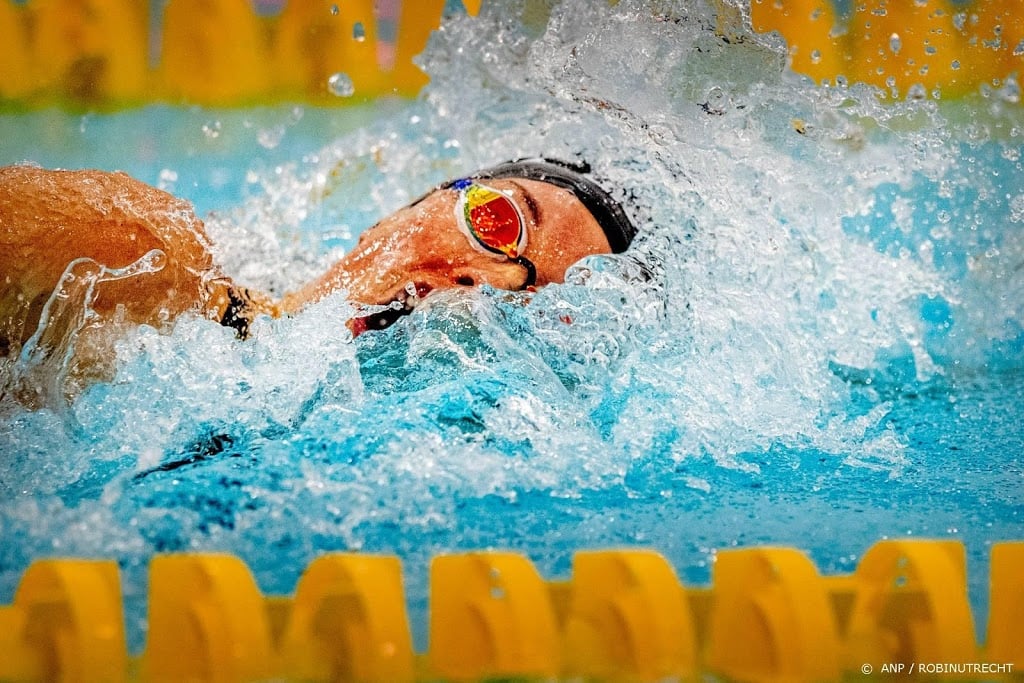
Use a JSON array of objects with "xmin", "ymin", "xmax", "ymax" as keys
[{"xmin": 0, "ymin": 0, "xmax": 1020, "ymax": 107}]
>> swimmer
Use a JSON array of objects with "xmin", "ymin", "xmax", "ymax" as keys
[{"xmin": 0, "ymin": 158, "xmax": 636, "ymax": 371}]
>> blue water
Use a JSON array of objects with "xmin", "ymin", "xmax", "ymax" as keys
[{"xmin": 2, "ymin": 0, "xmax": 1023, "ymax": 652}]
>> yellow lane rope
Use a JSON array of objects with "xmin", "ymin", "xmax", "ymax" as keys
[
  {"xmin": 1, "ymin": 540, "xmax": 1021, "ymax": 681},
  {"xmin": 1, "ymin": 0, "xmax": 1019, "ymax": 107}
]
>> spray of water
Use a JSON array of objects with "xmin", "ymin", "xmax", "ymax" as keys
[
  {"xmin": 1, "ymin": 0, "xmax": 1022, "ymax": 649},
  {"xmin": 1, "ymin": 249, "xmax": 167, "ymax": 411}
]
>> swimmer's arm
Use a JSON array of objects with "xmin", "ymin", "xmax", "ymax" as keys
[{"xmin": 0, "ymin": 165, "xmax": 232, "ymax": 338}]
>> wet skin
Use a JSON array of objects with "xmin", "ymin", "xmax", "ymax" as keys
[
  {"xmin": 1, "ymin": 166, "xmax": 230, "ymax": 366},
  {"xmin": 0, "ymin": 165, "xmax": 612, "ymax": 358},
  {"xmin": 281, "ymin": 178, "xmax": 613, "ymax": 332}
]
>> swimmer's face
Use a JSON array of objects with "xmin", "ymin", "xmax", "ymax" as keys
[{"xmin": 284, "ymin": 178, "xmax": 613, "ymax": 334}]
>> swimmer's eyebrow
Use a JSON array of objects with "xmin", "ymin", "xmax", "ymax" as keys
[{"xmin": 508, "ymin": 180, "xmax": 542, "ymax": 226}]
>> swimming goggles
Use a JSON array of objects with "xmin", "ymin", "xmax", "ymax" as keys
[{"xmin": 451, "ymin": 178, "xmax": 536, "ymax": 289}]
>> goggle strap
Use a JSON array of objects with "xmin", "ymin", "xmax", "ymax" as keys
[{"xmin": 512, "ymin": 255, "xmax": 536, "ymax": 290}]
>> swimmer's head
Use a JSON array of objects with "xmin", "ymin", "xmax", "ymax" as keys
[{"xmin": 282, "ymin": 158, "xmax": 638, "ymax": 334}]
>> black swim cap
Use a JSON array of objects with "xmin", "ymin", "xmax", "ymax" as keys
[{"xmin": 458, "ymin": 158, "xmax": 638, "ymax": 254}]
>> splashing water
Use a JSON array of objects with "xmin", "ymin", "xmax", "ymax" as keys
[
  {"xmin": 1, "ymin": 249, "xmax": 167, "ymax": 411},
  {"xmin": 1, "ymin": 0, "xmax": 1022, "ymax": 649},
  {"xmin": 327, "ymin": 72, "xmax": 356, "ymax": 98}
]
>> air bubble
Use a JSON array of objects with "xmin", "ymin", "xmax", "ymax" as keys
[
  {"xmin": 810, "ymin": 49, "xmax": 822, "ymax": 65},
  {"xmin": 1015, "ymin": 39, "xmax": 1024, "ymax": 57},
  {"xmin": 889, "ymin": 33, "xmax": 901, "ymax": 54},
  {"xmin": 328, "ymin": 72, "xmax": 355, "ymax": 97},
  {"xmin": 330, "ymin": 4, "xmax": 339, "ymax": 15},
  {"xmin": 353, "ymin": 21, "xmax": 366, "ymax": 42}
]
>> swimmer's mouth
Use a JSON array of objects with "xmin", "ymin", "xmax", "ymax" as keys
[{"xmin": 349, "ymin": 282, "xmax": 433, "ymax": 337}]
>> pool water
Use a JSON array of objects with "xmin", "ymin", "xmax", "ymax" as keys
[{"xmin": 1, "ymin": 0, "xmax": 1022, "ymax": 651}]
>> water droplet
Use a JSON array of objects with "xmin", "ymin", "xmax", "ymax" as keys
[
  {"xmin": 157, "ymin": 168, "xmax": 178, "ymax": 192},
  {"xmin": 352, "ymin": 21, "xmax": 366, "ymax": 42},
  {"xmin": 1014, "ymin": 39, "xmax": 1024, "ymax": 57},
  {"xmin": 128, "ymin": 249, "xmax": 168, "ymax": 276},
  {"xmin": 998, "ymin": 78, "xmax": 1020, "ymax": 104},
  {"xmin": 1009, "ymin": 194, "xmax": 1024, "ymax": 223},
  {"xmin": 950, "ymin": 59, "xmax": 961, "ymax": 70},
  {"xmin": 924, "ymin": 44, "xmax": 937, "ymax": 55},
  {"xmin": 889, "ymin": 33, "xmax": 901, "ymax": 54},
  {"xmin": 702, "ymin": 86, "xmax": 728, "ymax": 115},
  {"xmin": 328, "ymin": 72, "xmax": 355, "ymax": 97},
  {"xmin": 907, "ymin": 83, "xmax": 927, "ymax": 100},
  {"xmin": 330, "ymin": 4, "xmax": 339, "ymax": 15},
  {"xmin": 257, "ymin": 124, "xmax": 286, "ymax": 150},
  {"xmin": 810, "ymin": 49, "xmax": 822, "ymax": 65},
  {"xmin": 201, "ymin": 120, "xmax": 221, "ymax": 139}
]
